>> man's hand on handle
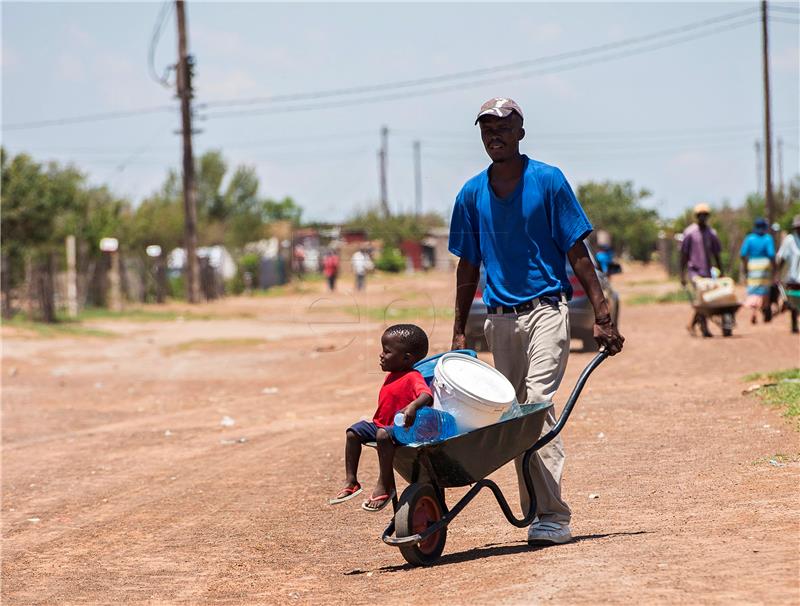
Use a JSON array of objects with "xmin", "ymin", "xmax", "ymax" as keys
[{"xmin": 593, "ymin": 315, "xmax": 624, "ymax": 355}]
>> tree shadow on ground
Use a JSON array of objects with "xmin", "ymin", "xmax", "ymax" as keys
[{"xmin": 343, "ymin": 530, "xmax": 651, "ymax": 575}]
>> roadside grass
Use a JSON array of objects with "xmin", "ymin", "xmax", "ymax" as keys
[
  {"xmin": 161, "ymin": 338, "xmax": 267, "ymax": 355},
  {"xmin": 306, "ymin": 303, "xmax": 454, "ymax": 322},
  {"xmin": 744, "ymin": 368, "xmax": 800, "ymax": 428},
  {"xmin": 4, "ymin": 315, "xmax": 115, "ymax": 338},
  {"xmin": 69, "ymin": 307, "xmax": 215, "ymax": 322},
  {"xmin": 627, "ymin": 289, "xmax": 688, "ymax": 306}
]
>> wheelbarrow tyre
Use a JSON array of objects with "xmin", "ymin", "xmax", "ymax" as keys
[
  {"xmin": 722, "ymin": 312, "xmax": 734, "ymax": 337},
  {"xmin": 395, "ymin": 482, "xmax": 447, "ymax": 566}
]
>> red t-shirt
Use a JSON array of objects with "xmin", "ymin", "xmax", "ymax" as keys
[{"xmin": 373, "ymin": 370, "xmax": 432, "ymax": 427}]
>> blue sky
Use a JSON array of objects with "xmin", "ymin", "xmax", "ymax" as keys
[{"xmin": 2, "ymin": 1, "xmax": 798, "ymax": 223}]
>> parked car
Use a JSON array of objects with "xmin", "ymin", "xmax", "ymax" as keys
[{"xmin": 465, "ymin": 243, "xmax": 620, "ymax": 352}]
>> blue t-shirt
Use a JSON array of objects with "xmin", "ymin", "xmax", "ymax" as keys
[
  {"xmin": 739, "ymin": 232, "xmax": 775, "ymax": 260},
  {"xmin": 448, "ymin": 155, "xmax": 592, "ymax": 307}
]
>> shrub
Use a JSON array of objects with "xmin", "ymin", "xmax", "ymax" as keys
[{"xmin": 375, "ymin": 247, "xmax": 405, "ymax": 273}]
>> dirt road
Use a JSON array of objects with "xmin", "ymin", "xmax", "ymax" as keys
[{"xmin": 2, "ymin": 265, "xmax": 798, "ymax": 604}]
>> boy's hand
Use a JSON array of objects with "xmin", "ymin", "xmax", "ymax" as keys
[{"xmin": 401, "ymin": 404, "xmax": 418, "ymax": 428}]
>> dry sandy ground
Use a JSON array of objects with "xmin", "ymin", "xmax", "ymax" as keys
[{"xmin": 2, "ymin": 264, "xmax": 799, "ymax": 605}]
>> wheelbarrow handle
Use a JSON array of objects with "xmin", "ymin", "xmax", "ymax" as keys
[{"xmin": 531, "ymin": 349, "xmax": 609, "ymax": 451}]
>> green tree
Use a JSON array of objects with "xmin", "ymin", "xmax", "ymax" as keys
[
  {"xmin": 0, "ymin": 149, "xmax": 122, "ymax": 319},
  {"xmin": 577, "ymin": 181, "xmax": 659, "ymax": 262},
  {"xmin": 263, "ymin": 196, "xmax": 303, "ymax": 225}
]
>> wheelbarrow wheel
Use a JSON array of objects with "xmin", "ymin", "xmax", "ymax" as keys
[
  {"xmin": 722, "ymin": 312, "xmax": 734, "ymax": 337},
  {"xmin": 395, "ymin": 482, "xmax": 447, "ymax": 566}
]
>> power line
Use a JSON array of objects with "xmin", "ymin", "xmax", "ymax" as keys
[
  {"xmin": 203, "ymin": 16, "xmax": 761, "ymax": 120},
  {"xmin": 393, "ymin": 120, "xmax": 800, "ymax": 143},
  {"xmin": 201, "ymin": 6, "xmax": 759, "ymax": 111},
  {"xmin": 2, "ymin": 105, "xmax": 177, "ymax": 131},
  {"xmin": 148, "ymin": 1, "xmax": 175, "ymax": 89},
  {"xmin": 769, "ymin": 16, "xmax": 800, "ymax": 24},
  {"xmin": 10, "ymin": 120, "xmax": 797, "ymax": 156},
  {"xmin": 769, "ymin": 4, "xmax": 800, "ymax": 14},
  {"xmin": 2, "ymin": 7, "xmax": 764, "ymax": 131}
]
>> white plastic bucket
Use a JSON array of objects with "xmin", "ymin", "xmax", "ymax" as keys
[{"xmin": 432, "ymin": 353, "xmax": 517, "ymax": 431}]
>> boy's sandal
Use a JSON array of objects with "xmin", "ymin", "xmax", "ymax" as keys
[
  {"xmin": 361, "ymin": 491, "xmax": 396, "ymax": 512},
  {"xmin": 328, "ymin": 484, "xmax": 362, "ymax": 505}
]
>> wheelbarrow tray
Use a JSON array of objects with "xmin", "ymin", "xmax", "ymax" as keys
[
  {"xmin": 693, "ymin": 302, "xmax": 741, "ymax": 314},
  {"xmin": 393, "ymin": 402, "xmax": 551, "ymax": 488}
]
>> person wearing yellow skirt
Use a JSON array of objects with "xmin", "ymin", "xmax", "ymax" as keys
[{"xmin": 740, "ymin": 218, "xmax": 776, "ymax": 324}]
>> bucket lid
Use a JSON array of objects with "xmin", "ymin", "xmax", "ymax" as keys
[{"xmin": 435, "ymin": 353, "xmax": 516, "ymax": 408}]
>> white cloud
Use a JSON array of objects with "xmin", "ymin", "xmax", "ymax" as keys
[
  {"xmin": 56, "ymin": 54, "xmax": 87, "ymax": 82},
  {"xmin": 65, "ymin": 23, "xmax": 93, "ymax": 49},
  {"xmin": 538, "ymin": 74, "xmax": 575, "ymax": 100},
  {"xmin": 93, "ymin": 53, "xmax": 170, "ymax": 109},
  {"xmin": 518, "ymin": 19, "xmax": 563, "ymax": 44},
  {"xmin": 773, "ymin": 45, "xmax": 799, "ymax": 73},
  {"xmin": 0, "ymin": 45, "xmax": 20, "ymax": 71},
  {"xmin": 197, "ymin": 67, "xmax": 261, "ymax": 98}
]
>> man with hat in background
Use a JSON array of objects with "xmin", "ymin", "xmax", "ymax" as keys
[
  {"xmin": 680, "ymin": 204, "xmax": 723, "ymax": 337},
  {"xmin": 449, "ymin": 97, "xmax": 624, "ymax": 546},
  {"xmin": 776, "ymin": 214, "xmax": 800, "ymax": 333}
]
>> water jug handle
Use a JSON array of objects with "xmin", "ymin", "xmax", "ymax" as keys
[{"xmin": 433, "ymin": 376, "xmax": 454, "ymax": 396}]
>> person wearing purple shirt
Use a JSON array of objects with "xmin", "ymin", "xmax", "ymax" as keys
[{"xmin": 680, "ymin": 204, "xmax": 723, "ymax": 337}]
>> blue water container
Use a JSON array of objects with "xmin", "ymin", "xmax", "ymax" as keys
[{"xmin": 393, "ymin": 408, "xmax": 458, "ymax": 445}]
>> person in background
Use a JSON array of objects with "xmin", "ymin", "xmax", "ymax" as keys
[
  {"xmin": 595, "ymin": 230, "xmax": 614, "ymax": 274},
  {"xmin": 776, "ymin": 214, "xmax": 800, "ymax": 334},
  {"xmin": 595, "ymin": 243, "xmax": 614, "ymax": 275},
  {"xmin": 323, "ymin": 249, "xmax": 340, "ymax": 292},
  {"xmin": 351, "ymin": 248, "xmax": 372, "ymax": 291},
  {"xmin": 740, "ymin": 218, "xmax": 776, "ymax": 324},
  {"xmin": 293, "ymin": 243, "xmax": 306, "ymax": 276},
  {"xmin": 680, "ymin": 204, "xmax": 723, "ymax": 337}
]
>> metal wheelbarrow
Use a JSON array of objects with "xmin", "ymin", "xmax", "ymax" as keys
[{"xmin": 381, "ymin": 350, "xmax": 609, "ymax": 566}]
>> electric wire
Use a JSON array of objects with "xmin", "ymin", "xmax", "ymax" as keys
[
  {"xmin": 200, "ymin": 6, "xmax": 760, "ymax": 110},
  {"xmin": 2, "ymin": 105, "xmax": 177, "ymax": 132},
  {"xmin": 2, "ymin": 7, "xmax": 766, "ymax": 131},
  {"xmin": 148, "ymin": 1, "xmax": 175, "ymax": 89},
  {"xmin": 203, "ymin": 16, "xmax": 762, "ymax": 120}
]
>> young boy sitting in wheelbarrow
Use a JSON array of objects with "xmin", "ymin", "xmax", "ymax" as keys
[{"xmin": 329, "ymin": 324, "xmax": 433, "ymax": 512}]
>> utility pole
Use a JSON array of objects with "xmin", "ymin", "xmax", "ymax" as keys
[
  {"xmin": 760, "ymin": 0, "xmax": 775, "ymax": 233},
  {"xmin": 379, "ymin": 126, "xmax": 390, "ymax": 216},
  {"xmin": 176, "ymin": 0, "xmax": 200, "ymax": 303},
  {"xmin": 754, "ymin": 140, "xmax": 763, "ymax": 196},
  {"xmin": 413, "ymin": 140, "xmax": 422, "ymax": 216}
]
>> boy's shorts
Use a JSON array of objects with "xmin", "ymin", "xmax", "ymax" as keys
[{"xmin": 347, "ymin": 420, "xmax": 395, "ymax": 443}]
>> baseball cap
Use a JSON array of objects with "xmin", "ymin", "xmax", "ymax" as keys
[
  {"xmin": 754, "ymin": 217, "xmax": 768, "ymax": 229},
  {"xmin": 693, "ymin": 203, "xmax": 711, "ymax": 215},
  {"xmin": 475, "ymin": 97, "xmax": 524, "ymax": 124}
]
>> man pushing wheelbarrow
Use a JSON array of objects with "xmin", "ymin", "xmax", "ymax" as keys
[{"xmin": 448, "ymin": 97, "xmax": 624, "ymax": 546}]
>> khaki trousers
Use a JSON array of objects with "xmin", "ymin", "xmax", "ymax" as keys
[{"xmin": 484, "ymin": 298, "xmax": 572, "ymax": 524}]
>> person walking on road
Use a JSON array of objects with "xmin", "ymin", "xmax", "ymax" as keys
[
  {"xmin": 351, "ymin": 248, "xmax": 372, "ymax": 292},
  {"xmin": 776, "ymin": 215, "xmax": 800, "ymax": 334},
  {"xmin": 323, "ymin": 250, "xmax": 340, "ymax": 292},
  {"xmin": 680, "ymin": 204, "xmax": 723, "ymax": 337},
  {"xmin": 740, "ymin": 218, "xmax": 776, "ymax": 325},
  {"xmin": 449, "ymin": 97, "xmax": 624, "ymax": 547}
]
